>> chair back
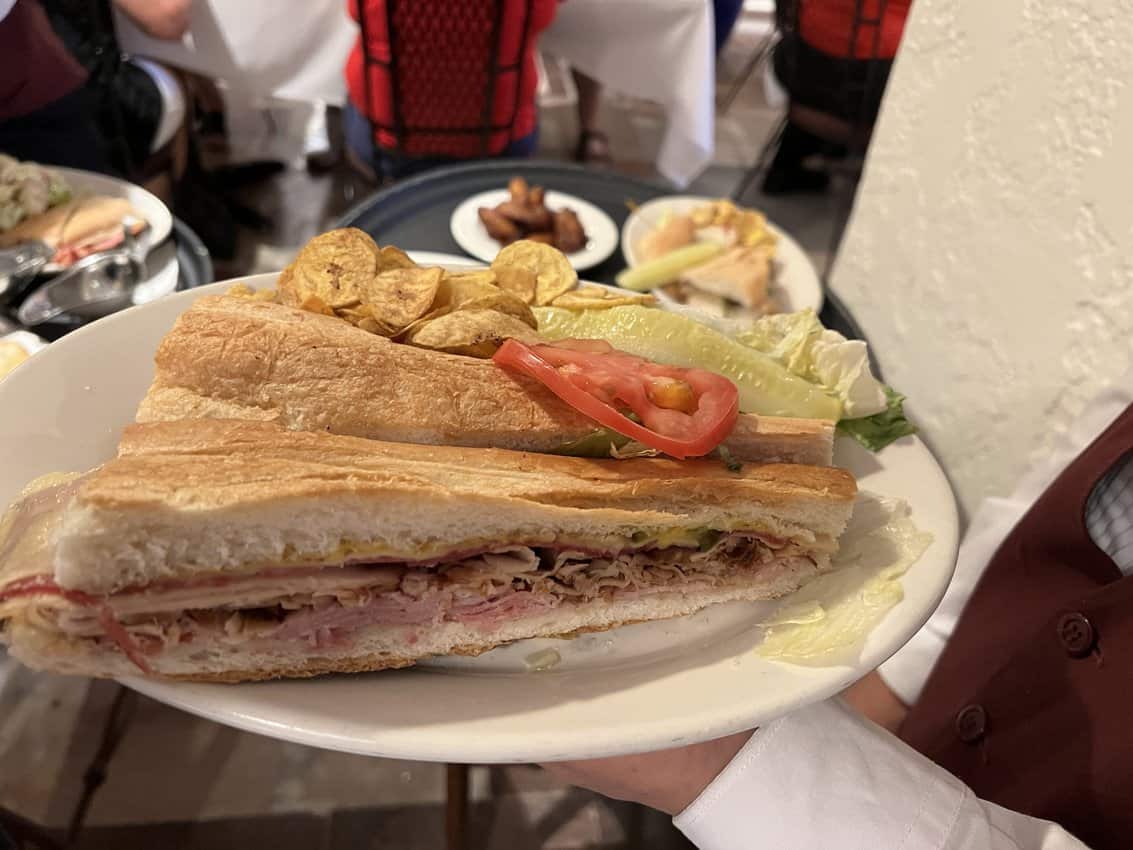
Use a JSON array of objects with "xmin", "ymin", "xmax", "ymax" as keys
[{"xmin": 355, "ymin": 0, "xmax": 536, "ymax": 157}]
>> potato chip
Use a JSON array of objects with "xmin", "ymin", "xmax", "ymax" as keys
[
  {"xmin": 403, "ymin": 309, "xmax": 539, "ymax": 358},
  {"xmin": 491, "ymin": 240, "xmax": 577, "ymax": 307},
  {"xmin": 355, "ymin": 267, "xmax": 443, "ymax": 335},
  {"xmin": 492, "ymin": 265, "xmax": 536, "ymax": 304},
  {"xmin": 378, "ymin": 245, "xmax": 418, "ymax": 271},
  {"xmin": 550, "ymin": 285, "xmax": 656, "ymax": 311},
  {"xmin": 279, "ymin": 228, "xmax": 381, "ymax": 311}
]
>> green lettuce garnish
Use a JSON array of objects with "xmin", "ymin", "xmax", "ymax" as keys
[{"xmin": 836, "ymin": 386, "xmax": 917, "ymax": 451}]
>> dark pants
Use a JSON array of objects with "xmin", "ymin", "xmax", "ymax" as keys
[
  {"xmin": 344, "ymin": 102, "xmax": 539, "ymax": 182},
  {"xmin": 714, "ymin": 0, "xmax": 745, "ymax": 53},
  {"xmin": 0, "ymin": 87, "xmax": 111, "ymax": 172},
  {"xmin": 774, "ymin": 34, "xmax": 895, "ymax": 126}
]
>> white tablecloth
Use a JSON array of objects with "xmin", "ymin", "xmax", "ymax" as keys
[
  {"xmin": 541, "ymin": 0, "xmax": 716, "ymax": 188},
  {"xmin": 113, "ymin": 0, "xmax": 356, "ymax": 105}
]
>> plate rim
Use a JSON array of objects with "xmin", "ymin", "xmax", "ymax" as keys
[{"xmin": 449, "ymin": 188, "xmax": 619, "ymax": 271}]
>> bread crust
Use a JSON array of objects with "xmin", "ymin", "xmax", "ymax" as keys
[
  {"xmin": 43, "ymin": 419, "xmax": 854, "ymax": 593},
  {"xmin": 136, "ymin": 295, "xmax": 834, "ymax": 465}
]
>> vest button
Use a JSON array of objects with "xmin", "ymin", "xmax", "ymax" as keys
[
  {"xmin": 955, "ymin": 704, "xmax": 987, "ymax": 744},
  {"xmin": 1057, "ymin": 612, "xmax": 1096, "ymax": 658}
]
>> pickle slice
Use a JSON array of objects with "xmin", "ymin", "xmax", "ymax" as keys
[{"xmin": 534, "ymin": 305, "xmax": 842, "ymax": 420}]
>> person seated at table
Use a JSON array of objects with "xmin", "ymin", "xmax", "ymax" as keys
[
  {"xmin": 544, "ymin": 367, "xmax": 1133, "ymax": 849},
  {"xmin": 344, "ymin": 0, "xmax": 557, "ymax": 182},
  {"xmin": 0, "ymin": 0, "xmax": 189, "ymax": 187},
  {"xmin": 573, "ymin": 0, "xmax": 745, "ymax": 163},
  {"xmin": 40, "ymin": 0, "xmax": 191, "ymax": 197},
  {"xmin": 762, "ymin": 0, "xmax": 912, "ymax": 195}
]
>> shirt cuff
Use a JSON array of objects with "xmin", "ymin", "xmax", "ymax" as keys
[{"xmin": 674, "ymin": 699, "xmax": 968, "ymax": 850}]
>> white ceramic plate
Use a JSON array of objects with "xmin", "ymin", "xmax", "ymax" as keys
[
  {"xmin": 41, "ymin": 168, "xmax": 173, "ymax": 273},
  {"xmin": 621, "ymin": 195, "xmax": 824, "ymax": 316},
  {"xmin": 450, "ymin": 189, "xmax": 619, "ymax": 271},
  {"xmin": 405, "ymin": 250, "xmax": 480, "ymax": 268},
  {"xmin": 0, "ymin": 273, "xmax": 958, "ymax": 763}
]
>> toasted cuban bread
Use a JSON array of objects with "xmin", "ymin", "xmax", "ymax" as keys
[
  {"xmin": 0, "ymin": 421, "xmax": 855, "ymax": 683},
  {"xmin": 136, "ymin": 295, "xmax": 835, "ymax": 466},
  {"xmin": 51, "ymin": 419, "xmax": 855, "ymax": 594}
]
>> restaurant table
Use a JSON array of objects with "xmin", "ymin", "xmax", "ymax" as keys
[
  {"xmin": 336, "ymin": 160, "xmax": 870, "ymax": 346},
  {"xmin": 541, "ymin": 0, "xmax": 715, "ymax": 188}
]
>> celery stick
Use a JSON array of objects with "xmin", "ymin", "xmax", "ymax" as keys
[{"xmin": 616, "ymin": 243, "xmax": 723, "ymax": 291}]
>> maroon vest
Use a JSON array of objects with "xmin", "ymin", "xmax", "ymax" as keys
[
  {"xmin": 0, "ymin": 1, "xmax": 88, "ymax": 122},
  {"xmin": 900, "ymin": 404, "xmax": 1133, "ymax": 849}
]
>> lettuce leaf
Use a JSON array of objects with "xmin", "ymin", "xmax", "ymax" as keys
[
  {"xmin": 735, "ymin": 310, "xmax": 887, "ymax": 418},
  {"xmin": 836, "ymin": 387, "xmax": 917, "ymax": 451}
]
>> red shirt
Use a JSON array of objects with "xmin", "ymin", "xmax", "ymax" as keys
[
  {"xmin": 798, "ymin": 0, "xmax": 912, "ymax": 60},
  {"xmin": 345, "ymin": 0, "xmax": 557, "ymax": 158}
]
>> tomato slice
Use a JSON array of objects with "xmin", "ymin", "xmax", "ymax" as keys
[{"xmin": 493, "ymin": 339, "xmax": 738, "ymax": 459}]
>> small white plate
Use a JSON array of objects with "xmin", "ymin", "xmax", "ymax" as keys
[
  {"xmin": 0, "ymin": 270, "xmax": 959, "ymax": 762},
  {"xmin": 41, "ymin": 168, "xmax": 173, "ymax": 273},
  {"xmin": 450, "ymin": 189, "xmax": 619, "ymax": 271},
  {"xmin": 621, "ymin": 195, "xmax": 824, "ymax": 315}
]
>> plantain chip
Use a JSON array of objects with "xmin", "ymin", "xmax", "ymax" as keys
[
  {"xmin": 433, "ymin": 273, "xmax": 500, "ymax": 311},
  {"xmin": 378, "ymin": 245, "xmax": 418, "ymax": 271},
  {"xmin": 491, "ymin": 240, "xmax": 577, "ymax": 306},
  {"xmin": 403, "ymin": 309, "xmax": 539, "ymax": 358},
  {"xmin": 459, "ymin": 290, "xmax": 538, "ymax": 329},
  {"xmin": 550, "ymin": 285, "xmax": 656, "ymax": 311},
  {"xmin": 492, "ymin": 264, "xmax": 537, "ymax": 304},
  {"xmin": 355, "ymin": 266, "xmax": 443, "ymax": 335},
  {"xmin": 278, "ymin": 227, "xmax": 381, "ymax": 311}
]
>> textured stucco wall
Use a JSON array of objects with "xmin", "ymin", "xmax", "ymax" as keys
[{"xmin": 832, "ymin": 0, "xmax": 1133, "ymax": 520}]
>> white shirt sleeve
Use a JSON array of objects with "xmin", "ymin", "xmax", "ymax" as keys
[
  {"xmin": 0, "ymin": 0, "xmax": 17, "ymax": 24},
  {"xmin": 674, "ymin": 699, "xmax": 1089, "ymax": 850}
]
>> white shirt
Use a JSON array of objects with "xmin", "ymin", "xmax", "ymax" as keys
[{"xmin": 675, "ymin": 367, "xmax": 1133, "ymax": 850}]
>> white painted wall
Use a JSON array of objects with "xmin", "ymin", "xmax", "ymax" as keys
[{"xmin": 832, "ymin": 0, "xmax": 1133, "ymax": 520}]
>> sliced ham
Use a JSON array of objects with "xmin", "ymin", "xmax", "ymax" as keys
[{"xmin": 15, "ymin": 533, "xmax": 819, "ymax": 673}]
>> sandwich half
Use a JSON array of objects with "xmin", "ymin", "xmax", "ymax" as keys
[
  {"xmin": 135, "ymin": 295, "xmax": 835, "ymax": 466},
  {"xmin": 0, "ymin": 420, "xmax": 856, "ymax": 682}
]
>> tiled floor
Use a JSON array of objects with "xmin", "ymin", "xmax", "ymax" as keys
[{"xmin": 2, "ymin": 16, "xmax": 851, "ymax": 849}]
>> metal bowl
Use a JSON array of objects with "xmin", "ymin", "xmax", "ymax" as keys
[
  {"xmin": 16, "ymin": 249, "xmax": 147, "ymax": 326},
  {"xmin": 0, "ymin": 241, "xmax": 53, "ymax": 304}
]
